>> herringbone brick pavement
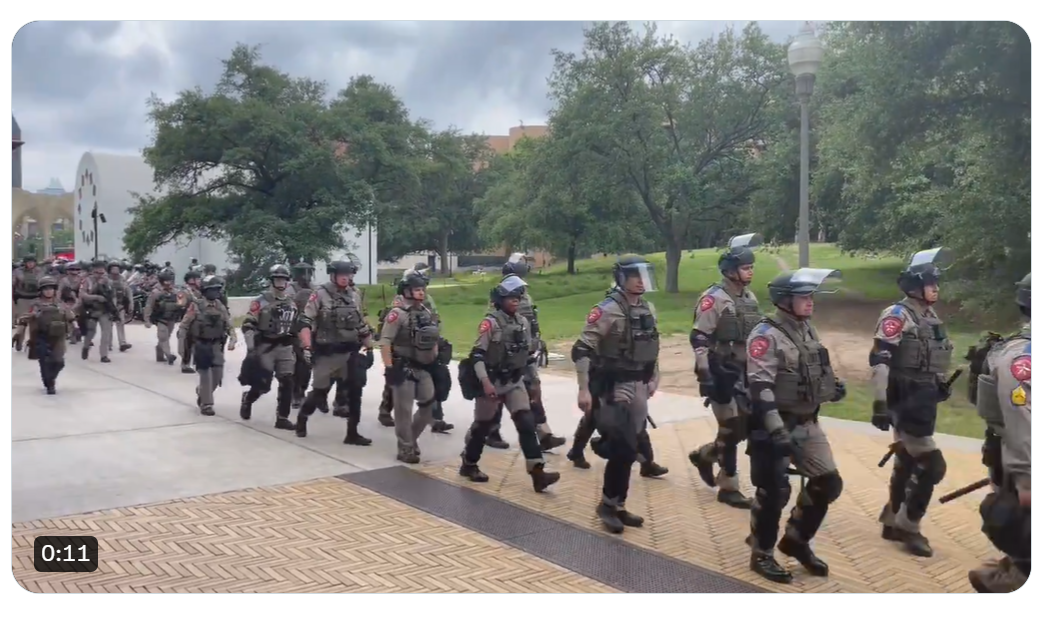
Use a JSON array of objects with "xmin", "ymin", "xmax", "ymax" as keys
[
  {"xmin": 419, "ymin": 418, "xmax": 1000, "ymax": 593},
  {"xmin": 12, "ymin": 478, "xmax": 615, "ymax": 594}
]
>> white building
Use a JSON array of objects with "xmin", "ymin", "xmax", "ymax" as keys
[{"xmin": 72, "ymin": 152, "xmax": 377, "ymax": 284}]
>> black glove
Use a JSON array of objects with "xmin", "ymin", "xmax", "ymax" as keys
[
  {"xmin": 301, "ymin": 349, "xmax": 312, "ymax": 366},
  {"xmin": 695, "ymin": 366, "xmax": 712, "ymax": 398},
  {"xmin": 833, "ymin": 380, "xmax": 847, "ymax": 402},
  {"xmin": 871, "ymin": 400, "xmax": 891, "ymax": 431},
  {"xmin": 937, "ymin": 379, "xmax": 953, "ymax": 402},
  {"xmin": 769, "ymin": 427, "xmax": 794, "ymax": 457},
  {"xmin": 384, "ymin": 365, "xmax": 405, "ymax": 386}
]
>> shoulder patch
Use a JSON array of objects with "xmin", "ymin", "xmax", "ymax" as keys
[
  {"xmin": 1025, "ymin": 342, "xmax": 1031, "ymax": 355},
  {"xmin": 308, "ymin": 292, "xmax": 318, "ymax": 303},
  {"xmin": 1010, "ymin": 355, "xmax": 1031, "ymax": 382},
  {"xmin": 248, "ymin": 300, "xmax": 261, "ymax": 314},
  {"xmin": 1010, "ymin": 385, "xmax": 1027, "ymax": 406},
  {"xmin": 890, "ymin": 304, "xmax": 904, "ymax": 316},
  {"xmin": 749, "ymin": 336, "xmax": 770, "ymax": 359},
  {"xmin": 699, "ymin": 295, "xmax": 715, "ymax": 312},
  {"xmin": 586, "ymin": 306, "xmax": 603, "ymax": 324},
  {"xmin": 478, "ymin": 318, "xmax": 493, "ymax": 335},
  {"xmin": 385, "ymin": 310, "xmax": 399, "ymax": 324},
  {"xmin": 880, "ymin": 316, "xmax": 904, "ymax": 339}
]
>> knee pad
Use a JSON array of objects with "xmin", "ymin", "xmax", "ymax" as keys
[
  {"xmin": 468, "ymin": 419, "xmax": 491, "ymax": 440},
  {"xmin": 511, "ymin": 409, "xmax": 535, "ymax": 431},
  {"xmin": 919, "ymin": 449, "xmax": 947, "ymax": 485},
  {"xmin": 806, "ymin": 471, "xmax": 844, "ymax": 505},
  {"xmin": 722, "ymin": 415, "xmax": 748, "ymax": 444},
  {"xmin": 417, "ymin": 398, "xmax": 436, "ymax": 410},
  {"xmin": 756, "ymin": 481, "xmax": 792, "ymax": 511}
]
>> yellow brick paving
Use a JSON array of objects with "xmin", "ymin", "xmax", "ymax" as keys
[
  {"xmin": 12, "ymin": 478, "xmax": 616, "ymax": 594},
  {"xmin": 419, "ymin": 418, "xmax": 999, "ymax": 593}
]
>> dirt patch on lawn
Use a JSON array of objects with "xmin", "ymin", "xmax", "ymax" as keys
[{"xmin": 545, "ymin": 300, "xmax": 878, "ymax": 396}]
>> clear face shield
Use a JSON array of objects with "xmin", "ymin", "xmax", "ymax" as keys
[
  {"xmin": 621, "ymin": 263, "xmax": 658, "ymax": 293},
  {"xmin": 727, "ymin": 233, "xmax": 764, "ymax": 250},
  {"xmin": 789, "ymin": 268, "xmax": 843, "ymax": 296},
  {"xmin": 498, "ymin": 275, "xmax": 528, "ymax": 295},
  {"xmin": 907, "ymin": 247, "xmax": 953, "ymax": 284}
]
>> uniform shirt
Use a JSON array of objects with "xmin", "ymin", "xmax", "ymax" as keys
[
  {"xmin": 109, "ymin": 273, "xmax": 134, "ymax": 313},
  {"xmin": 19, "ymin": 296, "xmax": 76, "ymax": 356},
  {"xmin": 746, "ymin": 309, "xmax": 822, "ymax": 432},
  {"xmin": 870, "ymin": 297, "xmax": 947, "ymax": 400},
  {"xmin": 13, "ymin": 266, "xmax": 44, "ymax": 297},
  {"xmin": 573, "ymin": 292, "xmax": 660, "ymax": 390},
  {"xmin": 299, "ymin": 283, "xmax": 373, "ymax": 345},
  {"xmin": 692, "ymin": 279, "xmax": 758, "ymax": 369},
  {"xmin": 143, "ymin": 284, "xmax": 179, "ymax": 323},
  {"xmin": 472, "ymin": 308, "xmax": 533, "ymax": 381},
  {"xmin": 180, "ymin": 297, "xmax": 237, "ymax": 343},
  {"xmin": 986, "ymin": 328, "xmax": 1031, "ymax": 493},
  {"xmin": 242, "ymin": 286, "xmax": 297, "ymax": 346},
  {"xmin": 77, "ymin": 273, "xmax": 114, "ymax": 309}
]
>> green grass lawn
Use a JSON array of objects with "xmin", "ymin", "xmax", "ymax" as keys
[{"xmin": 277, "ymin": 244, "xmax": 1011, "ymax": 439}]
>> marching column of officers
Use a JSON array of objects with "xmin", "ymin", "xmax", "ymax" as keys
[{"xmin": 11, "ymin": 243, "xmax": 1028, "ymax": 592}]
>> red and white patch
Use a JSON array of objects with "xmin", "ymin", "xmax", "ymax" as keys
[
  {"xmin": 385, "ymin": 310, "xmax": 399, "ymax": 324},
  {"xmin": 1010, "ymin": 355, "xmax": 1031, "ymax": 382},
  {"xmin": 699, "ymin": 295, "xmax": 715, "ymax": 312},
  {"xmin": 880, "ymin": 316, "xmax": 904, "ymax": 339},
  {"xmin": 749, "ymin": 336, "xmax": 770, "ymax": 359},
  {"xmin": 308, "ymin": 292, "xmax": 318, "ymax": 303},
  {"xmin": 586, "ymin": 306, "xmax": 603, "ymax": 324},
  {"xmin": 249, "ymin": 300, "xmax": 261, "ymax": 314},
  {"xmin": 478, "ymin": 318, "xmax": 493, "ymax": 335}
]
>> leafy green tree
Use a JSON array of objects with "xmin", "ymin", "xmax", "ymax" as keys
[
  {"xmin": 123, "ymin": 44, "xmax": 376, "ymax": 265},
  {"xmin": 546, "ymin": 21, "xmax": 789, "ymax": 291}
]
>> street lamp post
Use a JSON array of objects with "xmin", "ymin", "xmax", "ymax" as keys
[
  {"xmin": 90, "ymin": 207, "xmax": 106, "ymax": 260},
  {"xmin": 788, "ymin": 22, "xmax": 824, "ymax": 269}
]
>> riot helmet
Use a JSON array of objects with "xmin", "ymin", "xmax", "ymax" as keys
[
  {"xmin": 501, "ymin": 257, "xmax": 530, "ymax": 278},
  {"xmin": 613, "ymin": 255, "xmax": 657, "ymax": 294},
  {"xmin": 38, "ymin": 275, "xmax": 59, "ymax": 296},
  {"xmin": 718, "ymin": 233, "xmax": 762, "ymax": 284},
  {"xmin": 158, "ymin": 269, "xmax": 176, "ymax": 284},
  {"xmin": 401, "ymin": 272, "xmax": 429, "ymax": 301},
  {"xmin": 491, "ymin": 275, "xmax": 528, "ymax": 310},
  {"xmin": 201, "ymin": 275, "xmax": 224, "ymax": 300},
  {"xmin": 768, "ymin": 268, "xmax": 842, "ymax": 318},
  {"xmin": 897, "ymin": 247, "xmax": 951, "ymax": 302}
]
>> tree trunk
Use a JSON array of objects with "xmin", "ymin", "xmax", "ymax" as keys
[
  {"xmin": 566, "ymin": 241, "xmax": 577, "ymax": 274},
  {"xmin": 438, "ymin": 231, "xmax": 450, "ymax": 275},
  {"xmin": 664, "ymin": 240, "xmax": 681, "ymax": 293}
]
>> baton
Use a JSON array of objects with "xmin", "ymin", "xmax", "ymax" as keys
[{"xmin": 939, "ymin": 478, "xmax": 991, "ymax": 504}]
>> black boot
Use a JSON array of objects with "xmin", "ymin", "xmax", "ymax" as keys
[
  {"xmin": 486, "ymin": 432, "xmax": 510, "ymax": 449},
  {"xmin": 119, "ymin": 344, "xmax": 131, "ymax": 352},
  {"xmin": 343, "ymin": 410, "xmax": 372, "ymax": 446},
  {"xmin": 333, "ymin": 404, "xmax": 350, "ymax": 418},
  {"xmin": 640, "ymin": 461, "xmax": 669, "ymax": 478},
  {"xmin": 567, "ymin": 450, "xmax": 591, "ymax": 469},
  {"xmin": 539, "ymin": 433, "xmax": 566, "ymax": 451},
  {"xmin": 617, "ymin": 508, "xmax": 645, "ymax": 528},
  {"xmin": 891, "ymin": 528, "xmax": 934, "ymax": 557},
  {"xmin": 166, "ymin": 354, "xmax": 177, "ymax": 366},
  {"xmin": 181, "ymin": 364, "xmax": 195, "ymax": 374},
  {"xmin": 529, "ymin": 464, "xmax": 560, "ymax": 492},
  {"xmin": 295, "ymin": 413, "xmax": 309, "ymax": 437},
  {"xmin": 81, "ymin": 344, "xmax": 90, "ymax": 360},
  {"xmin": 200, "ymin": 405, "xmax": 216, "ymax": 416},
  {"xmin": 778, "ymin": 535, "xmax": 829, "ymax": 576},
  {"xmin": 378, "ymin": 413, "xmax": 395, "ymax": 427},
  {"xmin": 240, "ymin": 391, "xmax": 253, "ymax": 421},
  {"xmin": 596, "ymin": 502, "xmax": 624, "ymax": 534},
  {"xmin": 459, "ymin": 458, "xmax": 489, "ymax": 482},
  {"xmin": 717, "ymin": 489, "xmax": 753, "ymax": 509},
  {"xmin": 750, "ymin": 553, "xmax": 793, "ymax": 584},
  {"xmin": 100, "ymin": 356, "xmax": 111, "ymax": 363},
  {"xmin": 688, "ymin": 446, "xmax": 717, "ymax": 487},
  {"xmin": 317, "ymin": 395, "xmax": 329, "ymax": 414},
  {"xmin": 155, "ymin": 346, "xmax": 165, "ymax": 362}
]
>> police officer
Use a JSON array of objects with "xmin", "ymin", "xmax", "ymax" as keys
[
  {"xmin": 177, "ymin": 269, "xmax": 203, "ymax": 373},
  {"xmin": 327, "ymin": 256, "xmax": 374, "ymax": 423},
  {"xmin": 17, "ymin": 276, "xmax": 76, "ymax": 394},
  {"xmin": 966, "ymin": 273, "xmax": 1030, "ymax": 593},
  {"xmin": 870, "ymin": 248, "xmax": 956, "ymax": 557},
  {"xmin": 180, "ymin": 275, "xmax": 237, "ymax": 415},
  {"xmin": 58, "ymin": 261, "xmax": 86, "ymax": 344},
  {"xmin": 12, "ymin": 254, "xmax": 43, "ymax": 349},
  {"xmin": 569, "ymin": 256, "xmax": 662, "ymax": 533},
  {"xmin": 687, "ymin": 234, "xmax": 762, "ymax": 509},
  {"xmin": 294, "ymin": 260, "xmax": 373, "ymax": 441},
  {"xmin": 566, "ymin": 282, "xmax": 669, "ymax": 479},
  {"xmin": 484, "ymin": 258, "xmax": 567, "ymax": 451},
  {"xmin": 745, "ymin": 268, "xmax": 848, "ymax": 583},
  {"xmin": 201, "ymin": 264, "xmax": 229, "ymax": 309},
  {"xmin": 78, "ymin": 260, "xmax": 118, "ymax": 363},
  {"xmin": 107, "ymin": 260, "xmax": 133, "ymax": 353},
  {"xmin": 290, "ymin": 261, "xmax": 315, "ymax": 409},
  {"xmin": 378, "ymin": 272, "xmax": 443, "ymax": 463},
  {"xmin": 240, "ymin": 265, "xmax": 300, "ymax": 430},
  {"xmin": 459, "ymin": 275, "xmax": 561, "ymax": 492},
  {"xmin": 143, "ymin": 268, "xmax": 181, "ymax": 365},
  {"xmin": 377, "ymin": 267, "xmax": 454, "ymax": 433}
]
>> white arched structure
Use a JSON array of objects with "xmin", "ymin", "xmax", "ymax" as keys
[
  {"xmin": 69, "ymin": 152, "xmax": 378, "ymax": 283},
  {"xmin": 12, "ymin": 188, "xmax": 75, "ymax": 258},
  {"xmin": 72, "ymin": 152, "xmax": 229, "ymax": 269}
]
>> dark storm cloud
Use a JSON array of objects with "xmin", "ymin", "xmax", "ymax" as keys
[{"xmin": 12, "ymin": 20, "xmax": 810, "ymax": 190}]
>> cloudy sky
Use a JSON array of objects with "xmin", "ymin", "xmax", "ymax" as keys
[{"xmin": 12, "ymin": 20, "xmax": 805, "ymax": 192}]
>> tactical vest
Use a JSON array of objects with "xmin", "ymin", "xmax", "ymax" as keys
[
  {"xmin": 483, "ymin": 312, "xmax": 531, "ymax": 372},
  {"xmin": 392, "ymin": 305, "xmax": 441, "ymax": 364},
  {"xmin": 35, "ymin": 302, "xmax": 67, "ymax": 340},
  {"xmin": 766, "ymin": 317, "xmax": 837, "ymax": 414},
  {"xmin": 294, "ymin": 286, "xmax": 313, "ymax": 314},
  {"xmin": 86, "ymin": 278, "xmax": 112, "ymax": 312},
  {"xmin": 19, "ymin": 269, "xmax": 40, "ymax": 297},
  {"xmin": 890, "ymin": 304, "xmax": 954, "ymax": 378},
  {"xmin": 314, "ymin": 287, "xmax": 364, "ymax": 346},
  {"xmin": 191, "ymin": 301, "xmax": 227, "ymax": 341},
  {"xmin": 258, "ymin": 293, "xmax": 298, "ymax": 338},
  {"xmin": 157, "ymin": 290, "xmax": 181, "ymax": 320},
  {"xmin": 974, "ymin": 332, "xmax": 1030, "ymax": 435},
  {"xmin": 704, "ymin": 286, "xmax": 762, "ymax": 356},
  {"xmin": 596, "ymin": 293, "xmax": 660, "ymax": 372}
]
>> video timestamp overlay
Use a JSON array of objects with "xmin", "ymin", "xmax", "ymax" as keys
[{"xmin": 33, "ymin": 536, "xmax": 100, "ymax": 573}]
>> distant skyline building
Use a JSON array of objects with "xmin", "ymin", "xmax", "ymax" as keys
[{"xmin": 35, "ymin": 178, "xmax": 67, "ymax": 196}]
